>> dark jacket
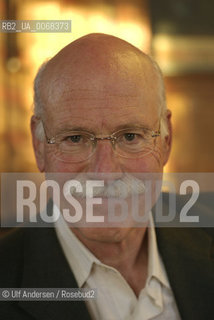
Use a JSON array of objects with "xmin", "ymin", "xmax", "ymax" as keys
[{"xmin": 0, "ymin": 194, "xmax": 214, "ymax": 320}]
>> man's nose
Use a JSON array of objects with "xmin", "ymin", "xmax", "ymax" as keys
[{"xmin": 88, "ymin": 140, "xmax": 122, "ymax": 174}]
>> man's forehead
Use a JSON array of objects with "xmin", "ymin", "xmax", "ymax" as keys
[
  {"xmin": 42, "ymin": 78, "xmax": 160, "ymax": 128},
  {"xmin": 43, "ymin": 97, "xmax": 159, "ymax": 136},
  {"xmin": 43, "ymin": 83, "xmax": 159, "ymax": 121},
  {"xmin": 42, "ymin": 59, "xmax": 155, "ymax": 106},
  {"xmin": 41, "ymin": 62, "xmax": 160, "ymax": 115}
]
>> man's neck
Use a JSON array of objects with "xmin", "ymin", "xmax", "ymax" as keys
[{"xmin": 71, "ymin": 227, "xmax": 148, "ymax": 296}]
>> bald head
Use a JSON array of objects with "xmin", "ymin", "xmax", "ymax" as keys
[
  {"xmin": 33, "ymin": 33, "xmax": 167, "ymax": 138},
  {"xmin": 43, "ymin": 33, "xmax": 153, "ymax": 84}
]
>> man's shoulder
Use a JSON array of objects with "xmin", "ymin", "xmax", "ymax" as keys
[
  {"xmin": 0, "ymin": 228, "xmax": 26, "ymax": 258},
  {"xmin": 156, "ymin": 192, "xmax": 214, "ymax": 271},
  {"xmin": 162, "ymin": 191, "xmax": 214, "ymax": 208},
  {"xmin": 0, "ymin": 228, "xmax": 26, "ymax": 286},
  {"xmin": 155, "ymin": 193, "xmax": 214, "ymax": 319},
  {"xmin": 160, "ymin": 191, "xmax": 214, "ymax": 231}
]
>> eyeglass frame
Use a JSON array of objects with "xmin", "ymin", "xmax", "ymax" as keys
[{"xmin": 37, "ymin": 118, "xmax": 161, "ymax": 161}]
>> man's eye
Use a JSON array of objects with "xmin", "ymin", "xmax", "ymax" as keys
[
  {"xmin": 65, "ymin": 135, "xmax": 82, "ymax": 143},
  {"xmin": 124, "ymin": 133, "xmax": 138, "ymax": 142}
]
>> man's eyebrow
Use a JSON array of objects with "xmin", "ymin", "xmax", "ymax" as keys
[
  {"xmin": 55, "ymin": 126, "xmax": 95, "ymax": 134},
  {"xmin": 54, "ymin": 122, "xmax": 152, "ymax": 135},
  {"xmin": 114, "ymin": 122, "xmax": 151, "ymax": 131}
]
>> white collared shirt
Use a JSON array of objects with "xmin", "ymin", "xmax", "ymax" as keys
[{"xmin": 54, "ymin": 206, "xmax": 181, "ymax": 320}]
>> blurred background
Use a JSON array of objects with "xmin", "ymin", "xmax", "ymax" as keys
[{"xmin": 0, "ymin": 0, "xmax": 214, "ymax": 173}]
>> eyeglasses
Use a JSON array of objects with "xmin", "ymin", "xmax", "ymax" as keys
[{"xmin": 42, "ymin": 122, "xmax": 161, "ymax": 163}]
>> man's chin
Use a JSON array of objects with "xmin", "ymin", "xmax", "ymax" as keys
[{"xmin": 71, "ymin": 227, "xmax": 135, "ymax": 244}]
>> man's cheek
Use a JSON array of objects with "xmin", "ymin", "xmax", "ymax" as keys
[
  {"xmin": 149, "ymin": 148, "xmax": 163, "ymax": 168},
  {"xmin": 122, "ymin": 156, "xmax": 161, "ymax": 173},
  {"xmin": 44, "ymin": 154, "xmax": 86, "ymax": 173}
]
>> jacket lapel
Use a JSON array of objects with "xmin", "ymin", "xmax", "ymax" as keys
[
  {"xmin": 155, "ymin": 194, "xmax": 214, "ymax": 320},
  {"xmin": 18, "ymin": 227, "xmax": 92, "ymax": 320},
  {"xmin": 156, "ymin": 194, "xmax": 214, "ymax": 320}
]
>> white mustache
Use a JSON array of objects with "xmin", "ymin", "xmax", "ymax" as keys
[{"xmin": 64, "ymin": 173, "xmax": 146, "ymax": 199}]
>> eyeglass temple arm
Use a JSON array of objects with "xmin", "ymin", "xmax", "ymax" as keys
[
  {"xmin": 36, "ymin": 118, "xmax": 56, "ymax": 144},
  {"xmin": 151, "ymin": 130, "xmax": 161, "ymax": 137}
]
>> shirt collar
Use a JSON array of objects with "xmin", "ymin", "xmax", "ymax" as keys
[
  {"xmin": 54, "ymin": 205, "xmax": 170, "ymax": 290},
  {"xmin": 147, "ymin": 212, "xmax": 170, "ymax": 289},
  {"xmin": 54, "ymin": 204, "xmax": 99, "ymax": 287}
]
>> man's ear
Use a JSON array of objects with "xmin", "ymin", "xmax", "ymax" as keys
[
  {"xmin": 30, "ymin": 116, "xmax": 45, "ymax": 172},
  {"xmin": 162, "ymin": 109, "xmax": 172, "ymax": 166}
]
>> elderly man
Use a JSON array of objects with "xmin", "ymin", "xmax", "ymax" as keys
[{"xmin": 0, "ymin": 33, "xmax": 213, "ymax": 320}]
